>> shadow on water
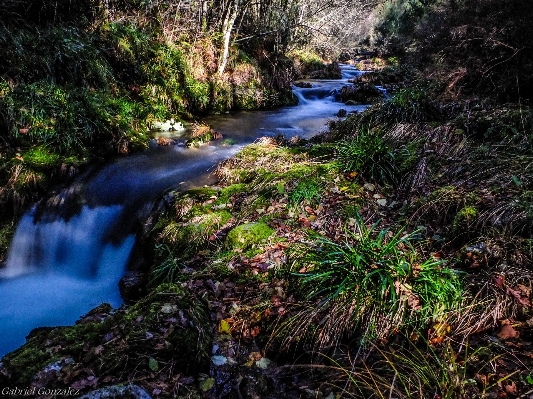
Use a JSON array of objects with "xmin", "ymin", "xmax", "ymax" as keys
[{"xmin": 0, "ymin": 65, "xmax": 366, "ymax": 357}]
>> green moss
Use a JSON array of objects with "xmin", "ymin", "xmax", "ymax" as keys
[
  {"xmin": 160, "ymin": 210, "xmax": 232, "ymax": 249},
  {"xmin": 1, "ymin": 329, "xmax": 58, "ymax": 385},
  {"xmin": 183, "ymin": 187, "xmax": 219, "ymax": 201},
  {"xmin": 22, "ymin": 146, "xmax": 61, "ymax": 169},
  {"xmin": 215, "ymin": 183, "xmax": 248, "ymax": 204},
  {"xmin": 225, "ymin": 222, "xmax": 275, "ymax": 251},
  {"xmin": 452, "ymin": 206, "xmax": 479, "ymax": 234}
]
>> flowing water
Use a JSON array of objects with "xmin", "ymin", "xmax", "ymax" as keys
[{"xmin": 0, "ymin": 65, "xmax": 365, "ymax": 357}]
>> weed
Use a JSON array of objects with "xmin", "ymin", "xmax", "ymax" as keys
[
  {"xmin": 289, "ymin": 178, "xmax": 321, "ymax": 209},
  {"xmin": 336, "ymin": 126, "xmax": 397, "ymax": 184},
  {"xmin": 150, "ymin": 244, "xmax": 186, "ymax": 283},
  {"xmin": 285, "ymin": 212, "xmax": 463, "ymax": 349}
]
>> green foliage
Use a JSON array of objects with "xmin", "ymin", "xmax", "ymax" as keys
[
  {"xmin": 289, "ymin": 178, "xmax": 321, "ymax": 208},
  {"xmin": 0, "ymin": 80, "xmax": 149, "ymax": 154},
  {"xmin": 290, "ymin": 212, "xmax": 463, "ymax": 346},
  {"xmin": 289, "ymin": 49, "xmax": 325, "ymax": 71},
  {"xmin": 375, "ymin": 0, "xmax": 435, "ymax": 40},
  {"xmin": 150, "ymin": 244, "xmax": 185, "ymax": 283},
  {"xmin": 225, "ymin": 222, "xmax": 275, "ymax": 251},
  {"xmin": 375, "ymin": 85, "xmax": 441, "ymax": 125},
  {"xmin": 336, "ymin": 126, "xmax": 397, "ymax": 184},
  {"xmin": 452, "ymin": 206, "xmax": 479, "ymax": 235}
]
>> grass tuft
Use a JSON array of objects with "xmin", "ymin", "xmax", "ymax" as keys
[{"xmin": 284, "ymin": 212, "xmax": 464, "ymax": 349}]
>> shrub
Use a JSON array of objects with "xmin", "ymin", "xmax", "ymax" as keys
[{"xmin": 375, "ymin": 85, "xmax": 442, "ymax": 125}]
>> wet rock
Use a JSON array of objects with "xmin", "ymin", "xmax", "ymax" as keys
[
  {"xmin": 336, "ymin": 108, "xmax": 347, "ymax": 117},
  {"xmin": 119, "ymin": 271, "xmax": 149, "ymax": 304},
  {"xmin": 79, "ymin": 384, "xmax": 152, "ymax": 399},
  {"xmin": 338, "ymin": 82, "xmax": 384, "ymax": 104},
  {"xmin": 308, "ymin": 62, "xmax": 342, "ymax": 79},
  {"xmin": 293, "ymin": 81, "xmax": 312, "ymax": 88}
]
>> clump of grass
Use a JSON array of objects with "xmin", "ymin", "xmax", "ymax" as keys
[
  {"xmin": 284, "ymin": 212, "xmax": 464, "ymax": 349},
  {"xmin": 328, "ymin": 338, "xmax": 501, "ymax": 399},
  {"xmin": 336, "ymin": 126, "xmax": 397, "ymax": 184},
  {"xmin": 289, "ymin": 178, "xmax": 321, "ymax": 209}
]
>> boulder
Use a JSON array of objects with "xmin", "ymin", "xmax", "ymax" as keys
[
  {"xmin": 118, "ymin": 271, "xmax": 148, "ymax": 304},
  {"xmin": 338, "ymin": 83, "xmax": 384, "ymax": 104}
]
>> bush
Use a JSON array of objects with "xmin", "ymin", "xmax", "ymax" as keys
[{"xmin": 375, "ymin": 85, "xmax": 442, "ymax": 125}]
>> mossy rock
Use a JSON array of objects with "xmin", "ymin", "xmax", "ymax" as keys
[
  {"xmin": 0, "ymin": 285, "xmax": 212, "ymax": 392},
  {"xmin": 225, "ymin": 222, "xmax": 275, "ymax": 251}
]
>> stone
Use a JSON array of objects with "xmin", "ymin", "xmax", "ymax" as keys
[
  {"xmin": 118, "ymin": 271, "xmax": 148, "ymax": 304},
  {"xmin": 79, "ymin": 384, "xmax": 152, "ymax": 399}
]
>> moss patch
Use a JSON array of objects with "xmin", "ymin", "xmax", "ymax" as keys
[{"xmin": 225, "ymin": 222, "xmax": 275, "ymax": 251}]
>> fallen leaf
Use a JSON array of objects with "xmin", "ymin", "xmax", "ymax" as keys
[
  {"xmin": 407, "ymin": 294, "xmax": 422, "ymax": 311},
  {"xmin": 161, "ymin": 304, "xmax": 178, "ymax": 314},
  {"xmin": 148, "ymin": 357, "xmax": 159, "ymax": 372},
  {"xmin": 199, "ymin": 377, "xmax": 215, "ymax": 392},
  {"xmin": 497, "ymin": 324, "xmax": 519, "ymax": 340},
  {"xmin": 255, "ymin": 357, "xmax": 272, "ymax": 369},
  {"xmin": 506, "ymin": 286, "xmax": 531, "ymax": 307},
  {"xmin": 504, "ymin": 381, "xmax": 517, "ymax": 395},
  {"xmin": 517, "ymin": 284, "xmax": 531, "ymax": 297},
  {"xmin": 218, "ymin": 319, "xmax": 231, "ymax": 334},
  {"xmin": 433, "ymin": 322, "xmax": 451, "ymax": 337},
  {"xmin": 211, "ymin": 355, "xmax": 227, "ymax": 366}
]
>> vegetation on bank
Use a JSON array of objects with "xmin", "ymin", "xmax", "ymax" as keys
[
  {"xmin": 0, "ymin": 0, "xmax": 301, "ymax": 261},
  {"xmin": 2, "ymin": 0, "xmax": 533, "ymax": 398}
]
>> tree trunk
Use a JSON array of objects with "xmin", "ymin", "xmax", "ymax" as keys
[{"xmin": 218, "ymin": 0, "xmax": 239, "ymax": 76}]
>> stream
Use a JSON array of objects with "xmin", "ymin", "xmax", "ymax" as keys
[{"xmin": 0, "ymin": 65, "xmax": 366, "ymax": 357}]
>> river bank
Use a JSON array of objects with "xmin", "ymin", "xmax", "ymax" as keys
[
  {"xmin": 2, "ymin": 63, "xmax": 533, "ymax": 397},
  {"xmin": 2, "ymin": 0, "xmax": 533, "ymax": 397}
]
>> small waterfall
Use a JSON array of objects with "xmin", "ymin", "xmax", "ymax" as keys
[
  {"xmin": 0, "ymin": 205, "xmax": 135, "ymax": 356},
  {"xmin": 1, "ymin": 205, "xmax": 127, "ymax": 279}
]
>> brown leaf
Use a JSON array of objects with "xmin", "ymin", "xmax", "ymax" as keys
[
  {"xmin": 407, "ymin": 294, "xmax": 422, "ymax": 311},
  {"xmin": 494, "ymin": 275, "xmax": 505, "ymax": 288},
  {"xmin": 504, "ymin": 381, "xmax": 517, "ymax": 395},
  {"xmin": 298, "ymin": 216, "xmax": 311, "ymax": 227},
  {"xmin": 517, "ymin": 284, "xmax": 531, "ymax": 297},
  {"xmin": 497, "ymin": 324, "xmax": 519, "ymax": 340},
  {"xmin": 506, "ymin": 286, "xmax": 531, "ymax": 307},
  {"xmin": 271, "ymin": 295, "xmax": 283, "ymax": 307}
]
